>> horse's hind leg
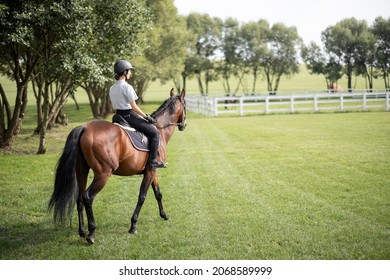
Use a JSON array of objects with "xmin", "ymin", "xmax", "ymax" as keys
[
  {"xmin": 76, "ymin": 158, "xmax": 90, "ymax": 238},
  {"xmin": 151, "ymin": 176, "xmax": 169, "ymax": 220},
  {"xmin": 83, "ymin": 174, "xmax": 110, "ymax": 244},
  {"xmin": 77, "ymin": 196, "xmax": 86, "ymax": 238}
]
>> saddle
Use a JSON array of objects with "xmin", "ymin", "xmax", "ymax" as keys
[{"xmin": 112, "ymin": 114, "xmax": 150, "ymax": 152}]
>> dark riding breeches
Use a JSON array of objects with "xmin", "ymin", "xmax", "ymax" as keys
[{"xmin": 116, "ymin": 109, "xmax": 160, "ymax": 160}]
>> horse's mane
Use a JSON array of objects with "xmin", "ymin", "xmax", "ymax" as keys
[{"xmin": 150, "ymin": 96, "xmax": 178, "ymax": 119}]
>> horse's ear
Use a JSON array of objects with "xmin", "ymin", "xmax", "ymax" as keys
[
  {"xmin": 180, "ymin": 88, "xmax": 185, "ymax": 99},
  {"xmin": 170, "ymin": 88, "xmax": 174, "ymax": 97}
]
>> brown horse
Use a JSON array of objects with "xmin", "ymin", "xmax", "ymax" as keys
[{"xmin": 48, "ymin": 89, "xmax": 186, "ymax": 244}]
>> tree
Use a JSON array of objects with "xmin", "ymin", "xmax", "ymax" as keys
[
  {"xmin": 79, "ymin": 0, "xmax": 150, "ymax": 118},
  {"xmin": 131, "ymin": 0, "xmax": 187, "ymax": 101},
  {"xmin": 322, "ymin": 18, "xmax": 372, "ymax": 92},
  {"xmin": 301, "ymin": 41, "xmax": 343, "ymax": 89},
  {"xmin": 218, "ymin": 17, "xmax": 241, "ymax": 94},
  {"xmin": 185, "ymin": 13, "xmax": 221, "ymax": 95},
  {"xmin": 239, "ymin": 20, "xmax": 269, "ymax": 93},
  {"xmin": 371, "ymin": 17, "xmax": 390, "ymax": 89},
  {"xmin": 0, "ymin": 0, "xmax": 43, "ymax": 148},
  {"xmin": 0, "ymin": 0, "xmax": 150, "ymax": 149},
  {"xmin": 261, "ymin": 23, "xmax": 301, "ymax": 94},
  {"xmin": 30, "ymin": 0, "xmax": 94, "ymax": 154}
]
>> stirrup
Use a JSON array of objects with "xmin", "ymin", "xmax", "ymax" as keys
[{"xmin": 150, "ymin": 160, "xmax": 168, "ymax": 170}]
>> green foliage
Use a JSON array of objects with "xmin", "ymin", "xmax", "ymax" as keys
[
  {"xmin": 130, "ymin": 0, "xmax": 187, "ymax": 102},
  {"xmin": 219, "ymin": 17, "xmax": 241, "ymax": 93},
  {"xmin": 322, "ymin": 18, "xmax": 376, "ymax": 91},
  {"xmin": 183, "ymin": 13, "xmax": 223, "ymax": 94},
  {"xmin": 0, "ymin": 0, "xmax": 151, "ymax": 147},
  {"xmin": 184, "ymin": 16, "xmax": 303, "ymax": 95},
  {"xmin": 79, "ymin": 0, "xmax": 151, "ymax": 117},
  {"xmin": 262, "ymin": 23, "xmax": 301, "ymax": 93},
  {"xmin": 239, "ymin": 20, "xmax": 269, "ymax": 92},
  {"xmin": 371, "ymin": 17, "xmax": 390, "ymax": 88},
  {"xmin": 301, "ymin": 42, "xmax": 343, "ymax": 88}
]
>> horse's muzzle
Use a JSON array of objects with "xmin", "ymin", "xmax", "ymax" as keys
[{"xmin": 178, "ymin": 123, "xmax": 186, "ymax": 131}]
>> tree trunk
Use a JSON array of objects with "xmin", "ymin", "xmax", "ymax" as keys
[
  {"xmin": 83, "ymin": 83, "xmax": 112, "ymax": 119},
  {"xmin": 37, "ymin": 81, "xmax": 49, "ymax": 154},
  {"xmin": 182, "ymin": 72, "xmax": 187, "ymax": 92},
  {"xmin": 0, "ymin": 83, "xmax": 10, "ymax": 145},
  {"xmin": 0, "ymin": 83, "xmax": 29, "ymax": 148},
  {"xmin": 252, "ymin": 67, "xmax": 258, "ymax": 93},
  {"xmin": 131, "ymin": 78, "xmax": 151, "ymax": 105},
  {"xmin": 383, "ymin": 70, "xmax": 389, "ymax": 90},
  {"xmin": 196, "ymin": 73, "xmax": 205, "ymax": 95}
]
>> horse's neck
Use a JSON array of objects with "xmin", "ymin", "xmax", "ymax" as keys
[
  {"xmin": 157, "ymin": 112, "xmax": 176, "ymax": 140},
  {"xmin": 158, "ymin": 124, "xmax": 175, "ymax": 146},
  {"xmin": 156, "ymin": 122, "xmax": 176, "ymax": 162}
]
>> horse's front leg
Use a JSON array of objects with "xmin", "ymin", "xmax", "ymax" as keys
[
  {"xmin": 129, "ymin": 171, "xmax": 154, "ymax": 234},
  {"xmin": 152, "ymin": 175, "xmax": 169, "ymax": 220}
]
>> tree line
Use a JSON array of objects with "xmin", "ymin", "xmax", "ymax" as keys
[{"xmin": 0, "ymin": 0, "xmax": 389, "ymax": 152}]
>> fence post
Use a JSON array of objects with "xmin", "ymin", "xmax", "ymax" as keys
[
  {"xmin": 314, "ymin": 95, "xmax": 318, "ymax": 112},
  {"xmin": 290, "ymin": 95, "xmax": 294, "ymax": 113},
  {"xmin": 363, "ymin": 94, "xmax": 367, "ymax": 111},
  {"xmin": 340, "ymin": 94, "xmax": 344, "ymax": 112},
  {"xmin": 265, "ymin": 96, "xmax": 269, "ymax": 114},
  {"xmin": 213, "ymin": 98, "xmax": 218, "ymax": 117},
  {"xmin": 387, "ymin": 92, "xmax": 390, "ymax": 111},
  {"xmin": 239, "ymin": 97, "xmax": 244, "ymax": 116}
]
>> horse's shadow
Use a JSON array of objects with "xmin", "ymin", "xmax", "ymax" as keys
[{"xmin": 0, "ymin": 217, "xmax": 90, "ymax": 259}]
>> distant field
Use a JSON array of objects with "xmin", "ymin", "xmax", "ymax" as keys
[{"xmin": 151, "ymin": 64, "xmax": 387, "ymax": 97}]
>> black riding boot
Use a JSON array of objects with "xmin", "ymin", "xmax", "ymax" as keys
[
  {"xmin": 150, "ymin": 159, "xmax": 167, "ymax": 170},
  {"xmin": 149, "ymin": 136, "xmax": 167, "ymax": 170}
]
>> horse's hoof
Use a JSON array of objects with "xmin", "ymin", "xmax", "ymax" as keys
[
  {"xmin": 86, "ymin": 236, "xmax": 94, "ymax": 245},
  {"xmin": 160, "ymin": 212, "xmax": 170, "ymax": 220},
  {"xmin": 129, "ymin": 228, "xmax": 137, "ymax": 234}
]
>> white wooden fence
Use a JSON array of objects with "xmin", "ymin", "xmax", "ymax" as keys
[{"xmin": 186, "ymin": 92, "xmax": 390, "ymax": 116}]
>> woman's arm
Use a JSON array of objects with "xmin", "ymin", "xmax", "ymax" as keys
[{"xmin": 130, "ymin": 100, "xmax": 147, "ymax": 118}]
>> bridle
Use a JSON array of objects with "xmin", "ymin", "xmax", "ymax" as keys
[{"xmin": 156, "ymin": 97, "xmax": 186, "ymax": 129}]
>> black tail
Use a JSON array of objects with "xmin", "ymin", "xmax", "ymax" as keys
[{"xmin": 48, "ymin": 125, "xmax": 85, "ymax": 224}]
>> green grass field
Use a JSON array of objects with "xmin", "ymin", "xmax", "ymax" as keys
[
  {"xmin": 1, "ymin": 105, "xmax": 389, "ymax": 259},
  {"xmin": 0, "ymin": 70, "xmax": 389, "ymax": 260}
]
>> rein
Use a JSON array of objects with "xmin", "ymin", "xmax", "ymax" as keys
[
  {"xmin": 154, "ymin": 96, "xmax": 186, "ymax": 130},
  {"xmin": 156, "ymin": 122, "xmax": 183, "ymax": 129}
]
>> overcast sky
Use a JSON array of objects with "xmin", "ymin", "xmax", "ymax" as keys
[{"xmin": 174, "ymin": 0, "xmax": 390, "ymax": 45}]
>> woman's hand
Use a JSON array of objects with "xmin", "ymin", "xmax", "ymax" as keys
[{"xmin": 144, "ymin": 114, "xmax": 156, "ymax": 124}]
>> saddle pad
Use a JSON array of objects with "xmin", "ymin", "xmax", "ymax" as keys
[{"xmin": 114, "ymin": 123, "xmax": 150, "ymax": 152}]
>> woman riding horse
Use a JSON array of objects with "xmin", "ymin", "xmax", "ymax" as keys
[
  {"xmin": 48, "ymin": 83, "xmax": 186, "ymax": 244},
  {"xmin": 110, "ymin": 59, "xmax": 166, "ymax": 170}
]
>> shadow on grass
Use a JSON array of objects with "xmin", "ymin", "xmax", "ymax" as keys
[{"xmin": 0, "ymin": 217, "xmax": 92, "ymax": 259}]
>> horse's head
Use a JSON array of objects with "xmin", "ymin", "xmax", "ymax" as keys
[
  {"xmin": 171, "ymin": 88, "xmax": 186, "ymax": 131},
  {"xmin": 151, "ymin": 88, "xmax": 186, "ymax": 131}
]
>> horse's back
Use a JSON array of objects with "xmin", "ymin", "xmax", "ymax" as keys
[{"xmin": 80, "ymin": 120, "xmax": 147, "ymax": 175}]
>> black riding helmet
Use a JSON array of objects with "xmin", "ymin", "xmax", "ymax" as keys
[{"xmin": 114, "ymin": 59, "xmax": 134, "ymax": 75}]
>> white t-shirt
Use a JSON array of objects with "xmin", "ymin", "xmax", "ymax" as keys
[{"xmin": 109, "ymin": 80, "xmax": 138, "ymax": 110}]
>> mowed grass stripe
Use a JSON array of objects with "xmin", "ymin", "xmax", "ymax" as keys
[{"xmin": 165, "ymin": 112, "xmax": 390, "ymax": 259}]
